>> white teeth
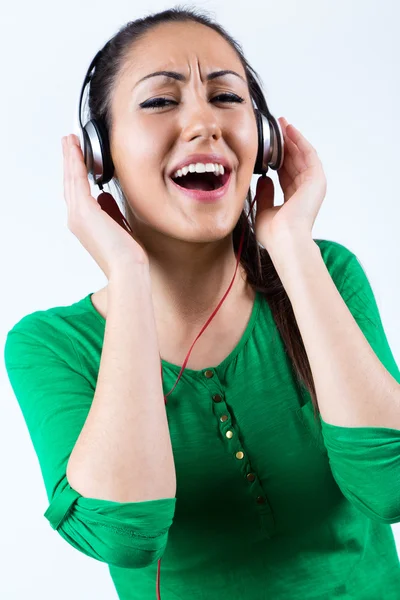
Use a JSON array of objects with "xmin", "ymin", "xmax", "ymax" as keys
[{"xmin": 173, "ymin": 162, "xmax": 225, "ymax": 179}]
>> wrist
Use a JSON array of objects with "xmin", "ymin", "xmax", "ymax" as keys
[{"xmin": 109, "ymin": 260, "xmax": 151, "ymax": 287}]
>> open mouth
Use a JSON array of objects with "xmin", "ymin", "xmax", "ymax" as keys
[{"xmin": 170, "ymin": 170, "xmax": 230, "ymax": 191}]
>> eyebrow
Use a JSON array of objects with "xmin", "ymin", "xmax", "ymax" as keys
[{"xmin": 132, "ymin": 69, "xmax": 247, "ymax": 90}]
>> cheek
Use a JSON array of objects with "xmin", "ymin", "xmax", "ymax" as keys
[
  {"xmin": 222, "ymin": 113, "xmax": 259, "ymax": 184},
  {"xmin": 112, "ymin": 117, "xmax": 165, "ymax": 176},
  {"xmin": 237, "ymin": 116, "xmax": 259, "ymax": 166}
]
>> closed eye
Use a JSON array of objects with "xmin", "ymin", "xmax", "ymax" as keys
[{"xmin": 140, "ymin": 93, "xmax": 245, "ymax": 110}]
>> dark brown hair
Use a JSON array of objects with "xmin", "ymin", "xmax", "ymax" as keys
[{"xmin": 87, "ymin": 5, "xmax": 318, "ymax": 418}]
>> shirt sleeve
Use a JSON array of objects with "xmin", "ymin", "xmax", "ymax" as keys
[
  {"xmin": 3, "ymin": 322, "xmax": 176, "ymax": 569},
  {"xmin": 318, "ymin": 247, "xmax": 400, "ymax": 525}
]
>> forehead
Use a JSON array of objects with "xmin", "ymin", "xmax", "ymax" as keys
[{"xmin": 122, "ymin": 21, "xmax": 244, "ymax": 82}]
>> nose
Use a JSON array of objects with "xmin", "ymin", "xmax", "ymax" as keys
[{"xmin": 179, "ymin": 94, "xmax": 223, "ymax": 143}]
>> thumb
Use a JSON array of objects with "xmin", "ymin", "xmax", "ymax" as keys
[{"xmin": 255, "ymin": 176, "xmax": 274, "ymax": 212}]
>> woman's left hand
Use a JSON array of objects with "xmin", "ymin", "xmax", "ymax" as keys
[{"xmin": 254, "ymin": 117, "xmax": 327, "ymax": 252}]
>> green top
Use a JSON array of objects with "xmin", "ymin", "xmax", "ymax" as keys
[{"xmin": 4, "ymin": 239, "xmax": 400, "ymax": 600}]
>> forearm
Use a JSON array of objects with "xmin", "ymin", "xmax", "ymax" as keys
[
  {"xmin": 67, "ymin": 263, "xmax": 176, "ymax": 502},
  {"xmin": 269, "ymin": 233, "xmax": 400, "ymax": 429}
]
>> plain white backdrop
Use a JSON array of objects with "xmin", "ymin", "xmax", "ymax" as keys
[{"xmin": 1, "ymin": 0, "xmax": 399, "ymax": 598}]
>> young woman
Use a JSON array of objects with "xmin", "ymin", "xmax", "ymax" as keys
[{"xmin": 4, "ymin": 7, "xmax": 400, "ymax": 600}]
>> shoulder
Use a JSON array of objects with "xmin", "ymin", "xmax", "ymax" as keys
[
  {"xmin": 312, "ymin": 238, "xmax": 363, "ymax": 289},
  {"xmin": 4, "ymin": 293, "xmax": 94, "ymax": 366},
  {"xmin": 313, "ymin": 237, "xmax": 358, "ymax": 267},
  {"xmin": 312, "ymin": 238, "xmax": 383, "ymax": 323}
]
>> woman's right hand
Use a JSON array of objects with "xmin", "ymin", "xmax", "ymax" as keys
[{"xmin": 62, "ymin": 134, "xmax": 149, "ymax": 279}]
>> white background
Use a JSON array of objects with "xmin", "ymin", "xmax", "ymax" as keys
[{"xmin": 1, "ymin": 0, "xmax": 399, "ymax": 598}]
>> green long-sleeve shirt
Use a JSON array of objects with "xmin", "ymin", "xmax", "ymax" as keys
[{"xmin": 4, "ymin": 239, "xmax": 400, "ymax": 599}]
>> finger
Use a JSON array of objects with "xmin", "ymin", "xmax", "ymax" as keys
[
  {"xmin": 278, "ymin": 116, "xmax": 289, "ymax": 140},
  {"xmin": 69, "ymin": 135, "xmax": 92, "ymax": 210},
  {"xmin": 62, "ymin": 137, "xmax": 71, "ymax": 205},
  {"xmin": 68, "ymin": 136, "xmax": 78, "ymax": 212},
  {"xmin": 283, "ymin": 127, "xmax": 308, "ymax": 175},
  {"xmin": 277, "ymin": 163, "xmax": 292, "ymax": 191},
  {"xmin": 67, "ymin": 136, "xmax": 76, "ymax": 208},
  {"xmin": 286, "ymin": 124, "xmax": 317, "ymax": 164},
  {"xmin": 279, "ymin": 118, "xmax": 304, "ymax": 176},
  {"xmin": 64, "ymin": 136, "xmax": 78, "ymax": 225},
  {"xmin": 282, "ymin": 143, "xmax": 300, "ymax": 181}
]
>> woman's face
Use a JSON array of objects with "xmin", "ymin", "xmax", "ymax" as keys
[{"xmin": 109, "ymin": 21, "xmax": 258, "ymax": 247}]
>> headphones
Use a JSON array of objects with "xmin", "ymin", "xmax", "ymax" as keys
[{"xmin": 77, "ymin": 48, "xmax": 285, "ymax": 189}]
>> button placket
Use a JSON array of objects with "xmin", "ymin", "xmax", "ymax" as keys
[
  {"xmin": 211, "ymin": 389, "xmax": 249, "ymax": 474},
  {"xmin": 204, "ymin": 369, "xmax": 275, "ymax": 536},
  {"xmin": 212, "ymin": 392, "xmax": 263, "ymax": 493}
]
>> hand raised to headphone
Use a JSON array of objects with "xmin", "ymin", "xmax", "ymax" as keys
[
  {"xmin": 253, "ymin": 117, "xmax": 327, "ymax": 253},
  {"xmin": 62, "ymin": 134, "xmax": 149, "ymax": 280}
]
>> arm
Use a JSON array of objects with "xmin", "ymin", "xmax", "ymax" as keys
[
  {"xmin": 67, "ymin": 263, "xmax": 176, "ymax": 502},
  {"xmin": 269, "ymin": 235, "xmax": 400, "ymax": 524},
  {"xmin": 269, "ymin": 235, "xmax": 400, "ymax": 429},
  {"xmin": 4, "ymin": 264, "xmax": 176, "ymax": 568}
]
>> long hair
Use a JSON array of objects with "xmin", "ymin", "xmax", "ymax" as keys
[{"xmin": 87, "ymin": 5, "xmax": 318, "ymax": 418}]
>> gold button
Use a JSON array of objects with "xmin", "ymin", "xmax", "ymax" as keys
[
  {"xmin": 204, "ymin": 370, "xmax": 214, "ymax": 378},
  {"xmin": 220, "ymin": 415, "xmax": 229, "ymax": 422},
  {"xmin": 256, "ymin": 496, "xmax": 266, "ymax": 504},
  {"xmin": 226, "ymin": 430, "xmax": 233, "ymax": 439},
  {"xmin": 212, "ymin": 394, "xmax": 222, "ymax": 403},
  {"xmin": 246, "ymin": 473, "xmax": 255, "ymax": 482},
  {"xmin": 236, "ymin": 451, "xmax": 244, "ymax": 460}
]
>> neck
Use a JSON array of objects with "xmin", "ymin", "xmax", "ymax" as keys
[
  {"xmin": 150, "ymin": 258, "xmax": 247, "ymax": 327},
  {"xmin": 125, "ymin": 214, "xmax": 249, "ymax": 326}
]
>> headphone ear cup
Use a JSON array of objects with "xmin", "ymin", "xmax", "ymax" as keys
[
  {"xmin": 82, "ymin": 118, "xmax": 115, "ymax": 186},
  {"xmin": 254, "ymin": 109, "xmax": 265, "ymax": 174},
  {"xmin": 253, "ymin": 109, "xmax": 285, "ymax": 174},
  {"xmin": 81, "ymin": 126, "xmax": 94, "ymax": 174}
]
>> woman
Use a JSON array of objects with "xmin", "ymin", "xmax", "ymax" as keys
[{"xmin": 4, "ymin": 6, "xmax": 400, "ymax": 600}]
